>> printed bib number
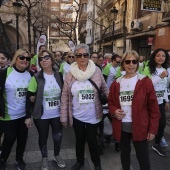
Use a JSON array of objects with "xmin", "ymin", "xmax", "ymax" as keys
[
  {"xmin": 119, "ymin": 91, "xmax": 134, "ymax": 106},
  {"xmin": 45, "ymin": 97, "xmax": 60, "ymax": 110},
  {"xmin": 79, "ymin": 90, "xmax": 95, "ymax": 103},
  {"xmin": 16, "ymin": 88, "xmax": 27, "ymax": 99},
  {"xmin": 156, "ymin": 90, "xmax": 165, "ymax": 100}
]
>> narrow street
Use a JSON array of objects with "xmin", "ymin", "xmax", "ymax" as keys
[{"xmin": 6, "ymin": 111, "xmax": 170, "ymax": 170}]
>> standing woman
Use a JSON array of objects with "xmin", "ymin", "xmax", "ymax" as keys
[
  {"xmin": 25, "ymin": 49, "xmax": 65, "ymax": 170},
  {"xmin": 0, "ymin": 49, "xmax": 32, "ymax": 170},
  {"xmin": 60, "ymin": 44, "xmax": 109, "ymax": 170},
  {"xmin": 143, "ymin": 48, "xmax": 169, "ymax": 156},
  {"xmin": 59, "ymin": 51, "xmax": 75, "ymax": 80},
  {"xmin": 108, "ymin": 50, "xmax": 160, "ymax": 170}
]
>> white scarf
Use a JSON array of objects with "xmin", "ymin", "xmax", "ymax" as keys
[{"xmin": 70, "ymin": 60, "xmax": 96, "ymax": 81}]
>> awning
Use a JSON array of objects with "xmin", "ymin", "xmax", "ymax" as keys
[{"xmin": 126, "ymin": 31, "xmax": 156, "ymax": 39}]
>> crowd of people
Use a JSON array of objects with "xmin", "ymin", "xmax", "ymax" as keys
[{"xmin": 0, "ymin": 44, "xmax": 169, "ymax": 170}]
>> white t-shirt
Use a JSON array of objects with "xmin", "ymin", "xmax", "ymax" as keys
[
  {"xmin": 41, "ymin": 73, "xmax": 61, "ymax": 119},
  {"xmin": 71, "ymin": 80, "xmax": 100, "ymax": 124},
  {"xmin": 119, "ymin": 75, "xmax": 137, "ymax": 122},
  {"xmin": 152, "ymin": 68, "xmax": 168, "ymax": 104},
  {"xmin": 106, "ymin": 66, "xmax": 118, "ymax": 89},
  {"xmin": 5, "ymin": 68, "xmax": 31, "ymax": 120}
]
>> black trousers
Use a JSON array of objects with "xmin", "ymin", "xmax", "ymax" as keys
[
  {"xmin": 0, "ymin": 116, "xmax": 28, "ymax": 162},
  {"xmin": 120, "ymin": 131, "xmax": 150, "ymax": 170},
  {"xmin": 73, "ymin": 117, "xmax": 100, "ymax": 167},
  {"xmin": 33, "ymin": 117, "xmax": 62, "ymax": 158},
  {"xmin": 155, "ymin": 103, "xmax": 166, "ymax": 144},
  {"xmin": 98, "ymin": 113, "xmax": 112, "ymax": 134}
]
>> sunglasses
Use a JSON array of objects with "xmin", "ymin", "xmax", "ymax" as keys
[
  {"xmin": 68, "ymin": 56, "xmax": 75, "ymax": 58},
  {"xmin": 18, "ymin": 55, "xmax": 31, "ymax": 62},
  {"xmin": 38, "ymin": 55, "xmax": 50, "ymax": 61},
  {"xmin": 124, "ymin": 60, "xmax": 138, "ymax": 65},
  {"xmin": 116, "ymin": 61, "xmax": 121, "ymax": 64},
  {"xmin": 75, "ymin": 53, "xmax": 89, "ymax": 58}
]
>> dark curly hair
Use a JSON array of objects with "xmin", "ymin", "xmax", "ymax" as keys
[{"xmin": 148, "ymin": 48, "xmax": 169, "ymax": 75}]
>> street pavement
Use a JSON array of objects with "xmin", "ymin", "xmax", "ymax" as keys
[{"xmin": 4, "ymin": 111, "xmax": 170, "ymax": 170}]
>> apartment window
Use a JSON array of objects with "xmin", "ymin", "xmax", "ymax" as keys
[
  {"xmin": 61, "ymin": 3, "xmax": 72, "ymax": 10},
  {"xmin": 50, "ymin": 31, "xmax": 59, "ymax": 36},
  {"xmin": 51, "ymin": 0, "xmax": 59, "ymax": 2},
  {"xmin": 51, "ymin": 7, "xmax": 59, "ymax": 11}
]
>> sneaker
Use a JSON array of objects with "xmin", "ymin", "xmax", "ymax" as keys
[
  {"xmin": 52, "ymin": 154, "xmax": 66, "ymax": 168},
  {"xmin": 152, "ymin": 144, "xmax": 167, "ymax": 156},
  {"xmin": 160, "ymin": 137, "xmax": 168, "ymax": 147},
  {"xmin": 16, "ymin": 159, "xmax": 26, "ymax": 170},
  {"xmin": 41, "ymin": 157, "xmax": 49, "ymax": 170}
]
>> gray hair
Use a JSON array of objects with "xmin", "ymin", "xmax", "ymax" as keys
[
  {"xmin": 104, "ymin": 53, "xmax": 112, "ymax": 59},
  {"xmin": 74, "ymin": 44, "xmax": 90, "ymax": 55}
]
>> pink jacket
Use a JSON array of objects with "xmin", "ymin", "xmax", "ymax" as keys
[
  {"xmin": 108, "ymin": 74, "xmax": 160, "ymax": 142},
  {"xmin": 60, "ymin": 67, "xmax": 109, "ymax": 126}
]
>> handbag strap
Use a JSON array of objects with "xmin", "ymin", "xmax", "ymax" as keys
[{"xmin": 88, "ymin": 79, "xmax": 100, "ymax": 95}]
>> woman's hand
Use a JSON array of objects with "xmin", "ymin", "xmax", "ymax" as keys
[
  {"xmin": 165, "ymin": 102, "xmax": 170, "ymax": 111},
  {"xmin": 30, "ymin": 96, "xmax": 36, "ymax": 102},
  {"xmin": 147, "ymin": 133, "xmax": 155, "ymax": 141},
  {"xmin": 25, "ymin": 118, "xmax": 32, "ymax": 128},
  {"xmin": 61, "ymin": 122, "xmax": 67, "ymax": 128},
  {"xmin": 159, "ymin": 70, "xmax": 168, "ymax": 79},
  {"xmin": 115, "ymin": 109, "xmax": 125, "ymax": 120}
]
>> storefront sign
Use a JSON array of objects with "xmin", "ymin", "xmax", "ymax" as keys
[
  {"xmin": 141, "ymin": 0, "xmax": 162, "ymax": 12},
  {"xmin": 147, "ymin": 37, "xmax": 154, "ymax": 45}
]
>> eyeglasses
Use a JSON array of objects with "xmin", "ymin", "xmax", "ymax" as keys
[
  {"xmin": 75, "ymin": 53, "xmax": 89, "ymax": 58},
  {"xmin": 124, "ymin": 60, "xmax": 138, "ymax": 65},
  {"xmin": 18, "ymin": 55, "xmax": 31, "ymax": 62},
  {"xmin": 68, "ymin": 56, "xmax": 75, "ymax": 58},
  {"xmin": 38, "ymin": 55, "xmax": 50, "ymax": 61}
]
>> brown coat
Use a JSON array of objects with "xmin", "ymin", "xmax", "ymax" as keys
[{"xmin": 60, "ymin": 67, "xmax": 109, "ymax": 126}]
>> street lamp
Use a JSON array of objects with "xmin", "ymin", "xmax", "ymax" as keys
[
  {"xmin": 110, "ymin": 6, "xmax": 118, "ymax": 52},
  {"xmin": 13, "ymin": 0, "xmax": 22, "ymax": 50}
]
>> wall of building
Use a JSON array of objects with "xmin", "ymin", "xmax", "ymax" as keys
[{"xmin": 154, "ymin": 26, "xmax": 170, "ymax": 50}]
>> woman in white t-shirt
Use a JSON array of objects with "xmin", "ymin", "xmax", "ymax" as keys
[
  {"xmin": 108, "ymin": 50, "xmax": 160, "ymax": 170},
  {"xmin": 0, "ymin": 49, "xmax": 32, "ymax": 170},
  {"xmin": 60, "ymin": 44, "xmax": 109, "ymax": 170},
  {"xmin": 143, "ymin": 48, "xmax": 169, "ymax": 157},
  {"xmin": 25, "ymin": 50, "xmax": 65, "ymax": 170}
]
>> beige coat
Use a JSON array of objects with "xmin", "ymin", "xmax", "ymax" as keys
[{"xmin": 60, "ymin": 67, "xmax": 109, "ymax": 126}]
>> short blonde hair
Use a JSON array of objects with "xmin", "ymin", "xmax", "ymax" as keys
[
  {"xmin": 38, "ymin": 49, "xmax": 55, "ymax": 68},
  {"xmin": 10, "ymin": 49, "xmax": 31, "ymax": 71},
  {"xmin": 65, "ymin": 51, "xmax": 75, "ymax": 61},
  {"xmin": 121, "ymin": 50, "xmax": 139, "ymax": 71}
]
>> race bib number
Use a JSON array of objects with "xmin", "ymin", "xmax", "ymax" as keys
[
  {"xmin": 16, "ymin": 88, "xmax": 27, "ymax": 99},
  {"xmin": 45, "ymin": 97, "xmax": 60, "ymax": 110},
  {"xmin": 119, "ymin": 91, "xmax": 134, "ymax": 106},
  {"xmin": 156, "ymin": 90, "xmax": 165, "ymax": 100},
  {"xmin": 79, "ymin": 90, "xmax": 95, "ymax": 103}
]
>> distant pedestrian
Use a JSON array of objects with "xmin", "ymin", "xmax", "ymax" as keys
[
  {"xmin": 108, "ymin": 50, "xmax": 160, "ymax": 170},
  {"xmin": 143, "ymin": 48, "xmax": 169, "ymax": 157},
  {"xmin": 59, "ymin": 51, "xmax": 75, "ymax": 80},
  {"xmin": 54, "ymin": 51, "xmax": 64, "ymax": 71},
  {"xmin": 0, "ymin": 49, "xmax": 32, "ymax": 170},
  {"xmin": 25, "ymin": 49, "xmax": 65, "ymax": 170},
  {"xmin": 60, "ymin": 44, "xmax": 109, "ymax": 170}
]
